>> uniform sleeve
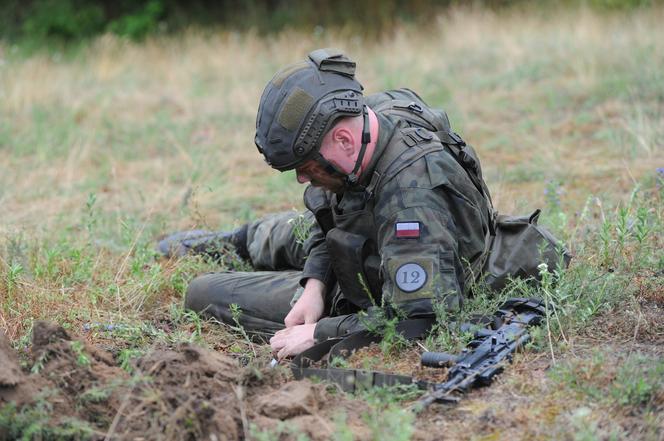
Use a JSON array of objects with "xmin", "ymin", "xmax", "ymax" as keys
[
  {"xmin": 300, "ymin": 227, "xmax": 335, "ymax": 287},
  {"xmin": 300, "ymin": 186, "xmax": 336, "ymax": 288},
  {"xmin": 314, "ymin": 307, "xmax": 385, "ymax": 341},
  {"xmin": 373, "ymin": 155, "xmax": 490, "ymax": 318},
  {"xmin": 314, "ymin": 313, "xmax": 362, "ymax": 341}
]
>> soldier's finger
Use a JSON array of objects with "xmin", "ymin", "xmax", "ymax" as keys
[
  {"xmin": 273, "ymin": 327, "xmax": 290, "ymax": 337},
  {"xmin": 277, "ymin": 346, "xmax": 291, "ymax": 360},
  {"xmin": 270, "ymin": 338, "xmax": 285, "ymax": 355},
  {"xmin": 284, "ymin": 313, "xmax": 304, "ymax": 328},
  {"xmin": 269, "ymin": 333, "xmax": 284, "ymax": 347}
]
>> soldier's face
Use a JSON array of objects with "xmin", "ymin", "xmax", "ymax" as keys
[
  {"xmin": 295, "ymin": 160, "xmax": 346, "ymax": 193},
  {"xmin": 294, "ymin": 126, "xmax": 359, "ymax": 192}
]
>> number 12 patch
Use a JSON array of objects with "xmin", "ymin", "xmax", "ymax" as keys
[{"xmin": 395, "ymin": 262, "xmax": 428, "ymax": 292}]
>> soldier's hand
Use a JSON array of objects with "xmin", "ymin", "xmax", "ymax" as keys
[
  {"xmin": 284, "ymin": 278, "xmax": 325, "ymax": 327},
  {"xmin": 270, "ymin": 323, "xmax": 316, "ymax": 359}
]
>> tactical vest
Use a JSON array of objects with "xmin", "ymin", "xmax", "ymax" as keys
[{"xmin": 305, "ymin": 89, "xmax": 494, "ymax": 314}]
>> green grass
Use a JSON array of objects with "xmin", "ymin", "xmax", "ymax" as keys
[
  {"xmin": 0, "ymin": 390, "xmax": 97, "ymax": 441},
  {"xmin": 551, "ymin": 351, "xmax": 664, "ymax": 409}
]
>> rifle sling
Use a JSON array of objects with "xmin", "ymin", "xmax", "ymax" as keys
[{"xmin": 290, "ymin": 318, "xmax": 435, "ymax": 392}]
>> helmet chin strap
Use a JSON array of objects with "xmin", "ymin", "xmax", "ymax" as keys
[{"xmin": 345, "ymin": 105, "xmax": 371, "ymax": 186}]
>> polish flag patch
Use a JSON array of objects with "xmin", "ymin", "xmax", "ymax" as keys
[{"xmin": 395, "ymin": 221, "xmax": 421, "ymax": 239}]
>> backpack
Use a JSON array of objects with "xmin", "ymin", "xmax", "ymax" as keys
[
  {"xmin": 483, "ymin": 210, "xmax": 571, "ymax": 292},
  {"xmin": 367, "ymin": 88, "xmax": 492, "ymax": 204}
]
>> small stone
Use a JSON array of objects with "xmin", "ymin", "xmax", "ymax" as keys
[{"xmin": 256, "ymin": 381, "xmax": 319, "ymax": 419}]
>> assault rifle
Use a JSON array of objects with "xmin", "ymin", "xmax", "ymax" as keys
[{"xmin": 415, "ymin": 298, "xmax": 545, "ymax": 410}]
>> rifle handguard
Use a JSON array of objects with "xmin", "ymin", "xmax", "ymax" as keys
[{"xmin": 421, "ymin": 351, "xmax": 459, "ymax": 368}]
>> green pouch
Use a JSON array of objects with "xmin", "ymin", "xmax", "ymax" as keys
[{"xmin": 483, "ymin": 209, "xmax": 571, "ymax": 292}]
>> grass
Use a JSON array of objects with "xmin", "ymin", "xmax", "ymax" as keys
[
  {"xmin": 0, "ymin": 399, "xmax": 97, "ymax": 441},
  {"xmin": 1, "ymin": 4, "xmax": 663, "ymax": 440}
]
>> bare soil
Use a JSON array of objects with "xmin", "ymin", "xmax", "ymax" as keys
[{"xmin": 0, "ymin": 322, "xmax": 372, "ymax": 441}]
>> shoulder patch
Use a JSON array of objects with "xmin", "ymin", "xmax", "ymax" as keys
[{"xmin": 383, "ymin": 244, "xmax": 440, "ymax": 304}]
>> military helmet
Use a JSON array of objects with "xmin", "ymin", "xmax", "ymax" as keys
[{"xmin": 255, "ymin": 48, "xmax": 365, "ymax": 172}]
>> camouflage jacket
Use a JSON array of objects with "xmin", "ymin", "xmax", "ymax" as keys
[{"xmin": 302, "ymin": 91, "xmax": 493, "ymax": 340}]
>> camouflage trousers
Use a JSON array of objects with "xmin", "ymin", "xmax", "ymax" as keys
[
  {"xmin": 185, "ymin": 211, "xmax": 314, "ymax": 337},
  {"xmin": 185, "ymin": 211, "xmax": 365, "ymax": 340}
]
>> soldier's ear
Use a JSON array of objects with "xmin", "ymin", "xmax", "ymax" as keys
[{"xmin": 332, "ymin": 127, "xmax": 355, "ymax": 156}]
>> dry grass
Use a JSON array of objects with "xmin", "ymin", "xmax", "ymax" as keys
[{"xmin": 1, "ymin": 6, "xmax": 663, "ymax": 233}]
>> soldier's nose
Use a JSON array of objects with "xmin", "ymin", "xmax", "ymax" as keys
[{"xmin": 295, "ymin": 169, "xmax": 310, "ymax": 184}]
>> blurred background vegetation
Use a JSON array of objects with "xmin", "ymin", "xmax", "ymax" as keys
[{"xmin": 0, "ymin": 0, "xmax": 658, "ymax": 47}]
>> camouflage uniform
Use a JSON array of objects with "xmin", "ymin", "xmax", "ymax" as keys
[{"xmin": 185, "ymin": 90, "xmax": 492, "ymax": 341}]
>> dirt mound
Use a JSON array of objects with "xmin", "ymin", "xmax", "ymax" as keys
[
  {"xmin": 0, "ymin": 329, "xmax": 42, "ymax": 408},
  {"xmin": 0, "ymin": 330, "xmax": 23, "ymax": 387},
  {"xmin": 1, "ymin": 322, "xmax": 373, "ymax": 440},
  {"xmin": 31, "ymin": 321, "xmax": 126, "ymax": 406},
  {"xmin": 111, "ymin": 343, "xmax": 242, "ymax": 440},
  {"xmin": 114, "ymin": 345, "xmax": 371, "ymax": 441}
]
